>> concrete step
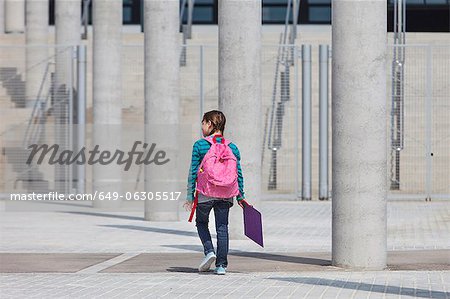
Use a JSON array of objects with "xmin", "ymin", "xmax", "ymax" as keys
[
  {"xmin": 0, "ymin": 67, "xmax": 26, "ymax": 108},
  {"xmin": 2, "ymin": 146, "xmax": 50, "ymax": 193}
]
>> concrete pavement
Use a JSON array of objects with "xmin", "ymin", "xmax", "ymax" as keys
[{"xmin": 0, "ymin": 200, "xmax": 449, "ymax": 298}]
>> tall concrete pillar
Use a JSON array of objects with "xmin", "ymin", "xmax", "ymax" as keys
[
  {"xmin": 92, "ymin": 0, "xmax": 122, "ymax": 209},
  {"xmin": 26, "ymin": 0, "xmax": 49, "ymax": 108},
  {"xmin": 54, "ymin": 0, "xmax": 80, "ymax": 193},
  {"xmin": 0, "ymin": 0, "xmax": 5, "ymax": 34},
  {"xmin": 331, "ymin": 0, "xmax": 387, "ymax": 269},
  {"xmin": 143, "ymin": 0, "xmax": 180, "ymax": 221},
  {"xmin": 55, "ymin": 0, "xmax": 80, "ymax": 87},
  {"xmin": 4, "ymin": 0, "xmax": 25, "ymax": 33},
  {"xmin": 219, "ymin": 0, "xmax": 262, "ymax": 239}
]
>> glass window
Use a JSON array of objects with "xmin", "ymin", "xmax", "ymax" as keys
[
  {"xmin": 193, "ymin": 7, "xmax": 214, "ymax": 22},
  {"xmin": 181, "ymin": 6, "xmax": 214, "ymax": 23},
  {"xmin": 308, "ymin": 0, "xmax": 331, "ymax": 4},
  {"xmin": 123, "ymin": 7, "xmax": 133, "ymax": 23},
  {"xmin": 388, "ymin": 0, "xmax": 450, "ymax": 4},
  {"xmin": 405, "ymin": 0, "xmax": 425, "ymax": 4},
  {"xmin": 425, "ymin": 0, "xmax": 448, "ymax": 4},
  {"xmin": 194, "ymin": 0, "xmax": 215, "ymax": 4},
  {"xmin": 309, "ymin": 6, "xmax": 331, "ymax": 22},
  {"xmin": 263, "ymin": 7, "xmax": 293, "ymax": 22},
  {"xmin": 263, "ymin": 0, "xmax": 289, "ymax": 4}
]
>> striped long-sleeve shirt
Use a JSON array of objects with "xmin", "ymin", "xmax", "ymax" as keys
[{"xmin": 186, "ymin": 137, "xmax": 245, "ymax": 201}]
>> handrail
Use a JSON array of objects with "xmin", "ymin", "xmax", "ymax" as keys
[
  {"xmin": 0, "ymin": 46, "xmax": 71, "ymax": 85},
  {"xmin": 22, "ymin": 62, "xmax": 53, "ymax": 147},
  {"xmin": 265, "ymin": 0, "xmax": 299, "ymax": 151}
]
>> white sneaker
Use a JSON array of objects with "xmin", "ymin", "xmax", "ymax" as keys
[
  {"xmin": 214, "ymin": 266, "xmax": 226, "ymax": 275},
  {"xmin": 198, "ymin": 252, "xmax": 216, "ymax": 272}
]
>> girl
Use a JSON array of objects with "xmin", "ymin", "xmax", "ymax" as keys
[{"xmin": 184, "ymin": 110, "xmax": 245, "ymax": 275}]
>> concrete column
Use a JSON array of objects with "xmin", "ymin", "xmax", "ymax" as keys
[
  {"xmin": 143, "ymin": 0, "xmax": 180, "ymax": 221},
  {"xmin": 54, "ymin": 0, "xmax": 80, "ymax": 194},
  {"xmin": 4, "ymin": 0, "xmax": 25, "ymax": 33},
  {"xmin": 0, "ymin": 0, "xmax": 5, "ymax": 34},
  {"xmin": 302, "ymin": 44, "xmax": 312, "ymax": 201},
  {"xmin": 55, "ymin": 0, "xmax": 80, "ymax": 87},
  {"xmin": 92, "ymin": 0, "xmax": 122, "ymax": 209},
  {"xmin": 332, "ymin": 0, "xmax": 387, "ymax": 269},
  {"xmin": 219, "ymin": 0, "xmax": 262, "ymax": 239},
  {"xmin": 26, "ymin": 0, "xmax": 49, "ymax": 108},
  {"xmin": 319, "ymin": 44, "xmax": 329, "ymax": 201}
]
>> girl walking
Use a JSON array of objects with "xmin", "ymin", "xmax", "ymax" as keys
[{"xmin": 184, "ymin": 110, "xmax": 245, "ymax": 275}]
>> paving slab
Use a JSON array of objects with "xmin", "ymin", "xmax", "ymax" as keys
[{"xmin": 0, "ymin": 253, "xmax": 120, "ymax": 273}]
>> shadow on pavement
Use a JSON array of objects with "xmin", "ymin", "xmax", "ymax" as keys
[
  {"xmin": 166, "ymin": 267, "xmax": 198, "ymax": 273},
  {"xmin": 231, "ymin": 252, "xmax": 331, "ymax": 266},
  {"xmin": 166, "ymin": 267, "xmax": 243, "ymax": 274},
  {"xmin": 161, "ymin": 244, "xmax": 205, "ymax": 252},
  {"xmin": 62, "ymin": 211, "xmax": 144, "ymax": 221},
  {"xmin": 163, "ymin": 245, "xmax": 331, "ymax": 267},
  {"xmin": 268, "ymin": 277, "xmax": 448, "ymax": 299},
  {"xmin": 99, "ymin": 224, "xmax": 198, "ymax": 237}
]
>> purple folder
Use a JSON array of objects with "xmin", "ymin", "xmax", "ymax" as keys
[{"xmin": 242, "ymin": 203, "xmax": 264, "ymax": 247}]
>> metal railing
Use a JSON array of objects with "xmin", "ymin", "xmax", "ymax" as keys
[
  {"xmin": 180, "ymin": 0, "xmax": 195, "ymax": 66},
  {"xmin": 390, "ymin": 0, "xmax": 407, "ymax": 191},
  {"xmin": 22, "ymin": 62, "xmax": 53, "ymax": 147},
  {"xmin": 264, "ymin": 0, "xmax": 300, "ymax": 194}
]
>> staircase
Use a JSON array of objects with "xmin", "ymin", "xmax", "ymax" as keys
[
  {"xmin": 0, "ymin": 67, "xmax": 26, "ymax": 108},
  {"xmin": 0, "ymin": 64, "xmax": 53, "ymax": 193}
]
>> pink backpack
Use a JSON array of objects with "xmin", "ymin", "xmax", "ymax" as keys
[{"xmin": 196, "ymin": 135, "xmax": 239, "ymax": 198}]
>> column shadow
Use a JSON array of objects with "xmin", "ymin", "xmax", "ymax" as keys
[
  {"xmin": 63, "ymin": 211, "xmax": 144, "ymax": 221},
  {"xmin": 163, "ymin": 245, "xmax": 331, "ymax": 266},
  {"xmin": 268, "ymin": 277, "xmax": 449, "ymax": 298},
  {"xmin": 100, "ymin": 224, "xmax": 199, "ymax": 237}
]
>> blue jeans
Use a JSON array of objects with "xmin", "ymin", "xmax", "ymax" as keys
[{"xmin": 195, "ymin": 199, "xmax": 233, "ymax": 268}]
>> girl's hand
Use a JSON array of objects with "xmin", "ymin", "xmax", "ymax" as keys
[
  {"xmin": 238, "ymin": 199, "xmax": 251, "ymax": 208},
  {"xmin": 183, "ymin": 200, "xmax": 193, "ymax": 211}
]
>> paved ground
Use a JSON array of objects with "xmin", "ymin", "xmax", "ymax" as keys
[
  {"xmin": 1, "ymin": 271, "xmax": 449, "ymax": 298},
  {"xmin": 1, "ymin": 201, "xmax": 449, "ymax": 253},
  {"xmin": 1, "ymin": 250, "xmax": 449, "ymax": 274},
  {"xmin": 1, "ymin": 200, "xmax": 449, "ymax": 298}
]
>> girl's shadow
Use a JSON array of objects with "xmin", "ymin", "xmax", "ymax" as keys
[
  {"xmin": 166, "ymin": 267, "xmax": 241, "ymax": 274},
  {"xmin": 166, "ymin": 266, "xmax": 198, "ymax": 273}
]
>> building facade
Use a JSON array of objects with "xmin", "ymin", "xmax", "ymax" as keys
[{"xmin": 47, "ymin": 0, "xmax": 450, "ymax": 32}]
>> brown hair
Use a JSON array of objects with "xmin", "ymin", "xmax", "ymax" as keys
[{"xmin": 202, "ymin": 110, "xmax": 226, "ymax": 135}]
